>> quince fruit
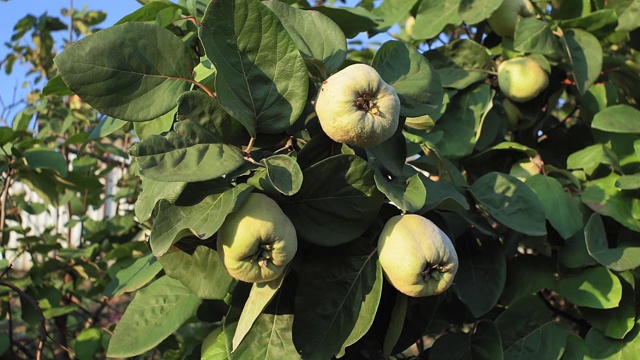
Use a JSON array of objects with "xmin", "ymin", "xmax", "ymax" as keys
[
  {"xmin": 377, "ymin": 214, "xmax": 458, "ymax": 297},
  {"xmin": 217, "ymin": 193, "xmax": 297, "ymax": 283},
  {"xmin": 315, "ymin": 64, "xmax": 400, "ymax": 148},
  {"xmin": 498, "ymin": 57, "xmax": 549, "ymax": 103}
]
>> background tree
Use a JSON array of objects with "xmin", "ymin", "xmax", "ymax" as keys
[
  {"xmin": 0, "ymin": 6, "xmax": 145, "ymax": 360},
  {"xmin": 4, "ymin": 0, "xmax": 640, "ymax": 359}
]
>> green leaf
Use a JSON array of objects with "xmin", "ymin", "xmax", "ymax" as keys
[
  {"xmin": 0, "ymin": 334, "xmax": 7, "ymax": 357},
  {"xmin": 413, "ymin": 0, "xmax": 462, "ymax": 40},
  {"xmin": 107, "ymin": 276, "xmax": 202, "ymax": 358},
  {"xmin": 176, "ymin": 91, "xmax": 249, "ymax": 146},
  {"xmin": 232, "ymin": 275, "xmax": 285, "ymax": 351},
  {"xmin": 133, "ymin": 106, "xmax": 175, "ymax": 140},
  {"xmin": 559, "ymin": 266, "xmax": 622, "ymax": 309},
  {"xmin": 339, "ymin": 256, "xmax": 383, "ymax": 357},
  {"xmin": 514, "ymin": 17, "xmax": 563, "ymax": 56},
  {"xmin": 455, "ymin": 237, "xmax": 506, "ymax": 318},
  {"xmin": 247, "ymin": 155, "xmax": 303, "ymax": 196},
  {"xmin": 582, "ymin": 173, "xmax": 640, "ymax": 232},
  {"xmin": 159, "ymin": 246, "xmax": 233, "ymax": 299},
  {"xmin": 430, "ymin": 319, "xmax": 503, "ymax": 360},
  {"xmin": 373, "ymin": 166, "xmax": 427, "ymax": 213},
  {"xmin": 367, "ymin": 125, "xmax": 407, "ymax": 178},
  {"xmin": 73, "ymin": 328, "xmax": 102, "ymax": 360},
  {"xmin": 585, "ymin": 320, "xmax": 640, "ymax": 359},
  {"xmin": 310, "ymin": 6, "xmax": 378, "ymax": 39},
  {"xmin": 470, "ymin": 172, "xmax": 547, "ymax": 236},
  {"xmin": 557, "ymin": 10, "xmax": 618, "ymax": 34},
  {"xmin": 42, "ymin": 74, "xmax": 73, "ymax": 96},
  {"xmin": 372, "ymin": 0, "xmax": 420, "ymax": 29},
  {"xmin": 103, "ymin": 253, "xmax": 163, "ymax": 297},
  {"xmin": 606, "ymin": 0, "xmax": 640, "ymax": 31},
  {"xmin": 23, "ymin": 147, "xmax": 68, "ymax": 177},
  {"xmin": 54, "ymin": 23, "xmax": 195, "ymax": 121},
  {"xmin": 581, "ymin": 271, "xmax": 636, "ymax": 339},
  {"xmin": 616, "ymin": 174, "xmax": 640, "ymax": 189},
  {"xmin": 585, "ymin": 213, "xmax": 640, "ymax": 271},
  {"xmin": 458, "ymin": 0, "xmax": 503, "ymax": 25},
  {"xmin": 130, "ymin": 129, "xmax": 245, "ymax": 183},
  {"xmin": 495, "ymin": 296, "xmax": 568, "ymax": 360},
  {"xmin": 263, "ymin": 1, "xmax": 347, "ymax": 74},
  {"xmin": 525, "ymin": 174, "xmax": 583, "ymax": 239},
  {"xmin": 424, "ymin": 39, "xmax": 491, "ymax": 89},
  {"xmin": 477, "ymin": 141, "xmax": 539, "ymax": 158},
  {"xmin": 115, "ymin": 1, "xmax": 187, "ymax": 24},
  {"xmin": 561, "ymin": 334, "xmax": 587, "ymax": 360},
  {"xmin": 431, "ymin": 84, "xmax": 492, "ymax": 159},
  {"xmin": 225, "ymin": 310, "xmax": 297, "ymax": 359},
  {"xmin": 87, "ymin": 117, "xmax": 127, "ymax": 142},
  {"xmin": 563, "ymin": 29, "xmax": 603, "ymax": 95},
  {"xmin": 381, "ymin": 293, "xmax": 408, "ymax": 359},
  {"xmin": 293, "ymin": 238, "xmax": 382, "ymax": 360},
  {"xmin": 135, "ymin": 177, "xmax": 186, "ymax": 223},
  {"xmin": 421, "ymin": 177, "xmax": 470, "ymax": 212},
  {"xmin": 282, "ymin": 154, "xmax": 384, "ymax": 246},
  {"xmin": 201, "ymin": 326, "xmax": 228, "ymax": 360},
  {"xmin": 500, "ymin": 255, "xmax": 559, "ymax": 306},
  {"xmin": 560, "ymin": 230, "xmax": 600, "ymax": 269},
  {"xmin": 199, "ymin": 0, "xmax": 308, "ymax": 136},
  {"xmin": 150, "ymin": 183, "xmax": 252, "ymax": 256},
  {"xmin": 592, "ymin": 104, "xmax": 640, "ymax": 134},
  {"xmin": 372, "ymin": 40, "xmax": 444, "ymax": 117},
  {"xmin": 567, "ymin": 143, "xmax": 621, "ymax": 175},
  {"xmin": 12, "ymin": 107, "xmax": 35, "ymax": 132}
]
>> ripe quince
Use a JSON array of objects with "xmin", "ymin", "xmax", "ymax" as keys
[
  {"xmin": 377, "ymin": 214, "xmax": 458, "ymax": 297},
  {"xmin": 217, "ymin": 193, "xmax": 297, "ymax": 283},
  {"xmin": 315, "ymin": 64, "xmax": 400, "ymax": 148},
  {"xmin": 498, "ymin": 57, "xmax": 549, "ymax": 103}
]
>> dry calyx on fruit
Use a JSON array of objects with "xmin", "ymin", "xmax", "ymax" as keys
[
  {"xmin": 487, "ymin": 0, "xmax": 535, "ymax": 38},
  {"xmin": 217, "ymin": 193, "xmax": 297, "ymax": 283},
  {"xmin": 315, "ymin": 63, "xmax": 401, "ymax": 148},
  {"xmin": 498, "ymin": 57, "xmax": 549, "ymax": 103},
  {"xmin": 377, "ymin": 214, "xmax": 458, "ymax": 297}
]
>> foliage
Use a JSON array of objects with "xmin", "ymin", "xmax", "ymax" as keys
[
  {"xmin": 0, "ymin": 7, "xmax": 147, "ymax": 360},
  {"xmin": 22, "ymin": 0, "xmax": 640, "ymax": 358}
]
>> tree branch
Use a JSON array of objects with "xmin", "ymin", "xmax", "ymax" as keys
[{"xmin": 0, "ymin": 280, "xmax": 47, "ymax": 360}]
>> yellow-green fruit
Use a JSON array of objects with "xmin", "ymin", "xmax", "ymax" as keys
[
  {"xmin": 377, "ymin": 215, "xmax": 458, "ymax": 297},
  {"xmin": 217, "ymin": 193, "xmax": 297, "ymax": 283},
  {"xmin": 315, "ymin": 63, "xmax": 400, "ymax": 148},
  {"xmin": 498, "ymin": 57, "xmax": 549, "ymax": 103},
  {"xmin": 487, "ymin": 0, "xmax": 535, "ymax": 38}
]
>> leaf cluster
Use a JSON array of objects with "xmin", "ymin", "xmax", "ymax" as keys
[{"xmin": 44, "ymin": 0, "xmax": 640, "ymax": 359}]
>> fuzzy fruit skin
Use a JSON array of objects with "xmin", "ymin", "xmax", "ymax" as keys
[
  {"xmin": 217, "ymin": 193, "xmax": 297, "ymax": 283},
  {"xmin": 377, "ymin": 215, "xmax": 458, "ymax": 297},
  {"xmin": 487, "ymin": 0, "xmax": 535, "ymax": 38},
  {"xmin": 315, "ymin": 64, "xmax": 400, "ymax": 148},
  {"xmin": 498, "ymin": 57, "xmax": 549, "ymax": 103}
]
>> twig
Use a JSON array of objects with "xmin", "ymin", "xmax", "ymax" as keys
[
  {"xmin": 536, "ymin": 291, "xmax": 590, "ymax": 329},
  {"xmin": 0, "ymin": 280, "xmax": 47, "ymax": 360}
]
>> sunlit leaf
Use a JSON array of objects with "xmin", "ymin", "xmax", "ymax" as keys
[
  {"xmin": 199, "ymin": 0, "xmax": 308, "ymax": 136},
  {"xmin": 107, "ymin": 276, "xmax": 201, "ymax": 358},
  {"xmin": 55, "ymin": 23, "xmax": 195, "ymax": 121}
]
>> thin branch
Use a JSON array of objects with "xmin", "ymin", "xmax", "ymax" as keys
[
  {"xmin": 536, "ymin": 291, "xmax": 590, "ymax": 329},
  {"xmin": 0, "ymin": 280, "xmax": 47, "ymax": 360},
  {"xmin": 68, "ymin": 0, "xmax": 74, "ymax": 43}
]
